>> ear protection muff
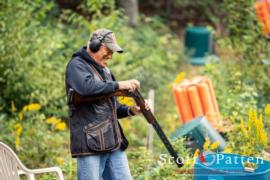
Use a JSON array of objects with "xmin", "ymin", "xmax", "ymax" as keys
[{"xmin": 89, "ymin": 31, "xmax": 112, "ymax": 52}]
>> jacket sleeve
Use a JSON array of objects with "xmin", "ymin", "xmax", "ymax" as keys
[
  {"xmin": 109, "ymin": 73, "xmax": 134, "ymax": 119},
  {"xmin": 116, "ymin": 101, "xmax": 129, "ymax": 119},
  {"xmin": 66, "ymin": 59, "xmax": 119, "ymax": 96},
  {"xmin": 116, "ymin": 100, "xmax": 136, "ymax": 119}
]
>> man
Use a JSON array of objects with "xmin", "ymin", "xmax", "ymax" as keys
[{"xmin": 65, "ymin": 28, "xmax": 149, "ymax": 180}]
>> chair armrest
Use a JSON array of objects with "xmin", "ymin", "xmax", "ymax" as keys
[{"xmin": 18, "ymin": 167, "xmax": 64, "ymax": 180}]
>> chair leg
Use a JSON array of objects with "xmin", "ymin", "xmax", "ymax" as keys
[
  {"xmin": 26, "ymin": 173, "xmax": 35, "ymax": 180},
  {"xmin": 56, "ymin": 170, "xmax": 65, "ymax": 180}
]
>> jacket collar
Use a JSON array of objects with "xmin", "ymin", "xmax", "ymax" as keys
[{"xmin": 72, "ymin": 47, "xmax": 106, "ymax": 79}]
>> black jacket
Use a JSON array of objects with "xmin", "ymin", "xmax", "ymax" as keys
[{"xmin": 65, "ymin": 47, "xmax": 130, "ymax": 157}]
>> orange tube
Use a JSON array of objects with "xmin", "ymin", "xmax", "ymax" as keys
[
  {"xmin": 197, "ymin": 82, "xmax": 216, "ymax": 125},
  {"xmin": 202, "ymin": 78, "xmax": 222, "ymax": 130},
  {"xmin": 203, "ymin": 78, "xmax": 220, "ymax": 118},
  {"xmin": 255, "ymin": 0, "xmax": 270, "ymax": 35},
  {"xmin": 172, "ymin": 85, "xmax": 184, "ymax": 122},
  {"xmin": 197, "ymin": 82, "xmax": 215, "ymax": 114},
  {"xmin": 177, "ymin": 87, "xmax": 193, "ymax": 123},
  {"xmin": 267, "ymin": 0, "xmax": 270, "ymax": 12},
  {"xmin": 187, "ymin": 86, "xmax": 204, "ymax": 120},
  {"xmin": 266, "ymin": 0, "xmax": 270, "ymax": 34}
]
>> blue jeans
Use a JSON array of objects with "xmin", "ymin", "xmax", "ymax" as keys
[{"xmin": 77, "ymin": 149, "xmax": 132, "ymax": 180}]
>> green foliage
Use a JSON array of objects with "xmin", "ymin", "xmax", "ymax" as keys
[
  {"xmin": 202, "ymin": 61, "xmax": 258, "ymax": 119},
  {"xmin": 127, "ymin": 138, "xmax": 192, "ymax": 179},
  {"xmin": 1, "ymin": 0, "xmax": 269, "ymax": 179},
  {"xmin": 110, "ymin": 16, "xmax": 185, "ymax": 119},
  {"xmin": 199, "ymin": 0, "xmax": 270, "ymax": 163},
  {"xmin": 174, "ymin": 0, "xmax": 224, "ymax": 25},
  {"xmin": 0, "ymin": 0, "xmax": 185, "ymax": 117},
  {"xmin": 140, "ymin": 0, "xmax": 225, "ymax": 31},
  {"xmin": 200, "ymin": 0, "xmax": 270, "ymax": 119},
  {"xmin": 127, "ymin": 147, "xmax": 156, "ymax": 179},
  {"xmin": 112, "ymin": 18, "xmax": 183, "ymax": 90},
  {"xmin": 219, "ymin": 0, "xmax": 270, "ymax": 105},
  {"xmin": 222, "ymin": 0, "xmax": 270, "ymax": 62},
  {"xmin": 83, "ymin": 0, "xmax": 115, "ymax": 16},
  {"xmin": 225, "ymin": 107, "xmax": 269, "ymax": 157},
  {"xmin": 0, "ymin": 0, "xmax": 186, "ymax": 179},
  {"xmin": 0, "ymin": 0, "xmax": 68, "ymax": 116},
  {"xmin": 0, "ymin": 105, "xmax": 69, "ymax": 168}
]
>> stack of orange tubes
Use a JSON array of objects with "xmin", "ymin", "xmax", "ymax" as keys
[
  {"xmin": 255, "ymin": 0, "xmax": 270, "ymax": 35},
  {"xmin": 173, "ymin": 76, "xmax": 222, "ymax": 130}
]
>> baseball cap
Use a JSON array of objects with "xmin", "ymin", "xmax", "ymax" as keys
[{"xmin": 90, "ymin": 29, "xmax": 123, "ymax": 53}]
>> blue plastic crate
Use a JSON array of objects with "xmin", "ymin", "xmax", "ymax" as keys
[
  {"xmin": 171, "ymin": 116, "xmax": 226, "ymax": 152},
  {"xmin": 194, "ymin": 153, "xmax": 270, "ymax": 180}
]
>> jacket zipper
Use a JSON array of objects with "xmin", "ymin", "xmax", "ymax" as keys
[{"xmin": 86, "ymin": 63, "xmax": 122, "ymax": 149}]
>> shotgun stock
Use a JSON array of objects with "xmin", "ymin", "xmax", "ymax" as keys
[
  {"xmin": 67, "ymin": 88, "xmax": 183, "ymax": 168},
  {"xmin": 67, "ymin": 88, "xmax": 133, "ymax": 105}
]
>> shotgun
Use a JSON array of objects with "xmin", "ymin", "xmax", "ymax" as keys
[{"xmin": 68, "ymin": 88, "xmax": 183, "ymax": 168}]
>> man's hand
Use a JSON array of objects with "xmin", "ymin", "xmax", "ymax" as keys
[
  {"xmin": 118, "ymin": 79, "xmax": 140, "ymax": 92},
  {"xmin": 129, "ymin": 100, "xmax": 150, "ymax": 115}
]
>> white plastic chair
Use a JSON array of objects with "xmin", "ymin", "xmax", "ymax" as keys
[{"xmin": 0, "ymin": 141, "xmax": 64, "ymax": 180}]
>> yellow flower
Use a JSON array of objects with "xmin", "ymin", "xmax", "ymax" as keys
[
  {"xmin": 26, "ymin": 103, "xmax": 41, "ymax": 111},
  {"xmin": 18, "ymin": 111, "xmax": 24, "ymax": 121},
  {"xmin": 265, "ymin": 104, "xmax": 270, "ymax": 116},
  {"xmin": 11, "ymin": 101, "xmax": 17, "ymax": 112},
  {"xmin": 15, "ymin": 137, "xmax": 20, "ymax": 150},
  {"xmin": 118, "ymin": 97, "xmax": 135, "ymax": 106},
  {"xmin": 22, "ymin": 103, "xmax": 41, "ymax": 112},
  {"xmin": 203, "ymin": 138, "xmax": 210, "ymax": 150},
  {"xmin": 258, "ymin": 114, "xmax": 268, "ymax": 146},
  {"xmin": 174, "ymin": 72, "xmax": 186, "ymax": 84},
  {"xmin": 245, "ymin": 108, "xmax": 268, "ymax": 148},
  {"xmin": 247, "ymin": 108, "xmax": 255, "ymax": 131},
  {"xmin": 210, "ymin": 141, "xmax": 220, "ymax": 150},
  {"xmin": 46, "ymin": 117, "xmax": 61, "ymax": 125},
  {"xmin": 260, "ymin": 131, "xmax": 268, "ymax": 146},
  {"xmin": 13, "ymin": 123, "xmax": 23, "ymax": 150},
  {"xmin": 14, "ymin": 123, "xmax": 23, "ymax": 136},
  {"xmin": 47, "ymin": 117, "xmax": 66, "ymax": 131},
  {"xmin": 56, "ymin": 158, "xmax": 64, "ymax": 165},
  {"xmin": 55, "ymin": 122, "xmax": 67, "ymax": 131},
  {"xmin": 223, "ymin": 147, "xmax": 232, "ymax": 153},
  {"xmin": 185, "ymin": 157, "xmax": 195, "ymax": 166},
  {"xmin": 193, "ymin": 149, "xmax": 200, "ymax": 158}
]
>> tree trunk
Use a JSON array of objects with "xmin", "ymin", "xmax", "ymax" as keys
[{"xmin": 117, "ymin": 0, "xmax": 139, "ymax": 27}]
